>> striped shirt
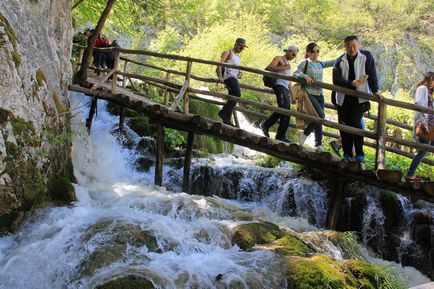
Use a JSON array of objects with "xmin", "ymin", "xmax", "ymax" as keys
[{"xmin": 293, "ymin": 59, "xmax": 335, "ymax": 96}]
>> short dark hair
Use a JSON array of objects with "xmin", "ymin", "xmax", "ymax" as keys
[{"xmin": 344, "ymin": 35, "xmax": 358, "ymax": 42}]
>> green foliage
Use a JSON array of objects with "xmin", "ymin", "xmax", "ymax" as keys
[
  {"xmin": 164, "ymin": 128, "xmax": 185, "ymax": 150},
  {"xmin": 254, "ymin": 154, "xmax": 282, "ymax": 168}
]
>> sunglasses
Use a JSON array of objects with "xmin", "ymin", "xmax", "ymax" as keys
[{"xmin": 310, "ymin": 50, "xmax": 320, "ymax": 53}]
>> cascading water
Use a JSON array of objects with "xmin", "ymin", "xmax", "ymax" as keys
[{"xmin": 0, "ymin": 92, "xmax": 431, "ymax": 288}]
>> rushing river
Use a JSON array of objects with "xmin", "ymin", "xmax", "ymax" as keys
[{"xmin": 0, "ymin": 92, "xmax": 431, "ymax": 288}]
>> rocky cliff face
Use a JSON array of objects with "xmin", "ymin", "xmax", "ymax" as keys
[{"xmin": 0, "ymin": 0, "xmax": 74, "ymax": 232}]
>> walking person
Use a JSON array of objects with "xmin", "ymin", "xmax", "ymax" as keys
[
  {"xmin": 216, "ymin": 38, "xmax": 247, "ymax": 126},
  {"xmin": 406, "ymin": 71, "xmax": 434, "ymax": 180},
  {"xmin": 333, "ymin": 35, "xmax": 381, "ymax": 162},
  {"xmin": 260, "ymin": 45, "xmax": 299, "ymax": 142},
  {"xmin": 293, "ymin": 43, "xmax": 335, "ymax": 152}
]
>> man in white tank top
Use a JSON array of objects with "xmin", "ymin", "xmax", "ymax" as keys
[
  {"xmin": 260, "ymin": 45, "xmax": 298, "ymax": 142},
  {"xmin": 216, "ymin": 38, "xmax": 247, "ymax": 126}
]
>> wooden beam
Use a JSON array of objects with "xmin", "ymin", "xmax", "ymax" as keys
[
  {"xmin": 119, "ymin": 106, "xmax": 125, "ymax": 131},
  {"xmin": 170, "ymin": 80, "xmax": 189, "ymax": 111},
  {"xmin": 182, "ymin": 132, "xmax": 195, "ymax": 193},
  {"xmin": 326, "ymin": 180, "xmax": 346, "ymax": 230},
  {"xmin": 375, "ymin": 102, "xmax": 387, "ymax": 170},
  {"xmin": 122, "ymin": 60, "xmax": 129, "ymax": 89},
  {"xmin": 91, "ymin": 68, "xmax": 116, "ymax": 90},
  {"xmin": 85, "ymin": 98, "xmax": 97, "ymax": 133},
  {"xmin": 184, "ymin": 61, "xmax": 192, "ymax": 113},
  {"xmin": 163, "ymin": 72, "xmax": 171, "ymax": 105},
  {"xmin": 155, "ymin": 123, "xmax": 164, "ymax": 186},
  {"xmin": 111, "ymin": 50, "xmax": 120, "ymax": 93}
]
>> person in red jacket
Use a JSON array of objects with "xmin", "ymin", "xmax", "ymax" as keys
[{"xmin": 93, "ymin": 34, "xmax": 110, "ymax": 73}]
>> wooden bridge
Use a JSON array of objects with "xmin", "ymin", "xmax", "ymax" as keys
[{"xmin": 69, "ymin": 45, "xmax": 434, "ymax": 227}]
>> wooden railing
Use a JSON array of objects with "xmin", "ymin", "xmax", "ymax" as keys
[{"xmin": 73, "ymin": 44, "xmax": 434, "ymax": 168}]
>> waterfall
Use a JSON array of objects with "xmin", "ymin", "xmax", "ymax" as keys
[{"xmin": 0, "ymin": 92, "xmax": 431, "ymax": 288}]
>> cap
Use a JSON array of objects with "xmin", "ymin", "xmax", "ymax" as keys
[
  {"xmin": 283, "ymin": 45, "xmax": 298, "ymax": 52},
  {"xmin": 235, "ymin": 38, "xmax": 248, "ymax": 48}
]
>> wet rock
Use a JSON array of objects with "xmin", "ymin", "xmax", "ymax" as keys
[
  {"xmin": 136, "ymin": 137, "xmax": 156, "ymax": 155},
  {"xmin": 79, "ymin": 219, "xmax": 160, "ymax": 277},
  {"xmin": 95, "ymin": 275, "xmax": 155, "ymax": 289},
  {"xmin": 135, "ymin": 156, "xmax": 154, "ymax": 172},
  {"xmin": 47, "ymin": 175, "xmax": 76, "ymax": 203}
]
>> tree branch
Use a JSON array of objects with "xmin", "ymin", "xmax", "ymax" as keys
[{"xmin": 72, "ymin": 0, "xmax": 86, "ymax": 10}]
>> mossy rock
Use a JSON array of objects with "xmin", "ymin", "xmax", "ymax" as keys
[
  {"xmin": 343, "ymin": 259, "xmax": 405, "ymax": 289},
  {"xmin": 271, "ymin": 235, "xmax": 310, "ymax": 257},
  {"xmin": 95, "ymin": 275, "xmax": 155, "ymax": 289},
  {"xmin": 48, "ymin": 175, "xmax": 76, "ymax": 203},
  {"xmin": 126, "ymin": 117, "xmax": 151, "ymax": 137},
  {"xmin": 232, "ymin": 222, "xmax": 285, "ymax": 250},
  {"xmin": 286, "ymin": 255, "xmax": 356, "ymax": 289}
]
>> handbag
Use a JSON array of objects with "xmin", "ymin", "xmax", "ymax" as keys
[{"xmin": 415, "ymin": 121, "xmax": 434, "ymax": 141}]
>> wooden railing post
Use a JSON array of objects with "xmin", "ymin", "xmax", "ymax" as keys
[
  {"xmin": 76, "ymin": 48, "xmax": 84, "ymax": 72},
  {"xmin": 375, "ymin": 101, "xmax": 388, "ymax": 170},
  {"xmin": 163, "ymin": 72, "xmax": 171, "ymax": 105},
  {"xmin": 111, "ymin": 49, "xmax": 120, "ymax": 93},
  {"xmin": 182, "ymin": 132, "xmax": 195, "ymax": 193},
  {"xmin": 119, "ymin": 106, "xmax": 125, "ymax": 131},
  {"xmin": 184, "ymin": 61, "xmax": 192, "ymax": 113},
  {"xmin": 122, "ymin": 60, "xmax": 129, "ymax": 89},
  {"xmin": 155, "ymin": 123, "xmax": 165, "ymax": 186}
]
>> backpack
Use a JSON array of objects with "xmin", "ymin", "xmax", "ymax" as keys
[
  {"xmin": 263, "ymin": 67, "xmax": 277, "ymax": 88},
  {"xmin": 216, "ymin": 50, "xmax": 232, "ymax": 78}
]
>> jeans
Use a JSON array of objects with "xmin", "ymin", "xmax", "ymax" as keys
[
  {"xmin": 338, "ymin": 95, "xmax": 365, "ymax": 157},
  {"xmin": 304, "ymin": 93, "xmax": 325, "ymax": 146},
  {"xmin": 407, "ymin": 138, "xmax": 434, "ymax": 176},
  {"xmin": 219, "ymin": 77, "xmax": 241, "ymax": 122},
  {"xmin": 263, "ymin": 85, "xmax": 290, "ymax": 139}
]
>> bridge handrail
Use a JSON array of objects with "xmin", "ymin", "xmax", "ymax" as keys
[{"xmin": 73, "ymin": 44, "xmax": 434, "ymax": 167}]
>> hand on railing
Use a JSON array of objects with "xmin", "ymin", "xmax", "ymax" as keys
[
  {"xmin": 304, "ymin": 75, "xmax": 314, "ymax": 85},
  {"xmin": 374, "ymin": 92, "xmax": 384, "ymax": 100}
]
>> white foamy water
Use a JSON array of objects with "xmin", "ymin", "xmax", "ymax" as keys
[{"xmin": 0, "ymin": 92, "xmax": 430, "ymax": 288}]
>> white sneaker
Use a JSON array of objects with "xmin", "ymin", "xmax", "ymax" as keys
[
  {"xmin": 299, "ymin": 131, "xmax": 308, "ymax": 146},
  {"xmin": 315, "ymin": 145, "xmax": 325, "ymax": 153}
]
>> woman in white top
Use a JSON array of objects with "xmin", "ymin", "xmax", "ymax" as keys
[{"xmin": 406, "ymin": 71, "xmax": 434, "ymax": 179}]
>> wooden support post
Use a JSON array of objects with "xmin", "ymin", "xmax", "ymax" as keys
[
  {"xmin": 375, "ymin": 102, "xmax": 387, "ymax": 170},
  {"xmin": 122, "ymin": 61, "xmax": 129, "ymax": 88},
  {"xmin": 119, "ymin": 106, "xmax": 125, "ymax": 131},
  {"xmin": 183, "ymin": 61, "xmax": 192, "ymax": 113},
  {"xmin": 325, "ymin": 180, "xmax": 345, "ymax": 230},
  {"xmin": 154, "ymin": 123, "xmax": 165, "ymax": 186},
  {"xmin": 76, "ymin": 48, "xmax": 84, "ymax": 72},
  {"xmin": 182, "ymin": 132, "xmax": 195, "ymax": 193},
  {"xmin": 111, "ymin": 49, "xmax": 120, "ymax": 93},
  {"xmin": 233, "ymin": 110, "xmax": 240, "ymax": 128},
  {"xmin": 85, "ymin": 98, "xmax": 97, "ymax": 133},
  {"xmin": 163, "ymin": 72, "xmax": 171, "ymax": 105}
]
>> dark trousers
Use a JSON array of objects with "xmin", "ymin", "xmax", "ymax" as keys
[
  {"xmin": 263, "ymin": 85, "xmax": 290, "ymax": 139},
  {"xmin": 93, "ymin": 52, "xmax": 106, "ymax": 69},
  {"xmin": 338, "ymin": 95, "xmax": 365, "ymax": 157},
  {"xmin": 407, "ymin": 138, "xmax": 433, "ymax": 176},
  {"xmin": 219, "ymin": 77, "xmax": 241, "ymax": 122},
  {"xmin": 304, "ymin": 93, "xmax": 325, "ymax": 146}
]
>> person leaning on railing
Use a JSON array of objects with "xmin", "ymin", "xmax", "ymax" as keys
[
  {"xmin": 293, "ymin": 42, "xmax": 336, "ymax": 152},
  {"xmin": 406, "ymin": 71, "xmax": 434, "ymax": 181}
]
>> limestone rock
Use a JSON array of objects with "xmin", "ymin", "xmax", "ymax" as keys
[{"xmin": 0, "ymin": 0, "xmax": 74, "ymax": 232}]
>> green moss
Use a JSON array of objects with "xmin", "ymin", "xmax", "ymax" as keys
[
  {"xmin": 232, "ymin": 222, "xmax": 285, "ymax": 250},
  {"xmin": 344, "ymin": 260, "xmax": 405, "ymax": 289},
  {"xmin": 337, "ymin": 232, "xmax": 363, "ymax": 259},
  {"xmin": 11, "ymin": 50, "xmax": 21, "ymax": 68},
  {"xmin": 51, "ymin": 90, "xmax": 67, "ymax": 113},
  {"xmin": 127, "ymin": 117, "xmax": 151, "ymax": 137},
  {"xmin": 0, "ymin": 13, "xmax": 18, "ymax": 49},
  {"xmin": 36, "ymin": 68, "xmax": 47, "ymax": 87},
  {"xmin": 272, "ymin": 235, "xmax": 310, "ymax": 257},
  {"xmin": 9, "ymin": 115, "xmax": 34, "ymax": 136},
  {"xmin": 48, "ymin": 175, "xmax": 76, "ymax": 203},
  {"xmin": 95, "ymin": 275, "xmax": 155, "ymax": 289},
  {"xmin": 287, "ymin": 256, "xmax": 357, "ymax": 289}
]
